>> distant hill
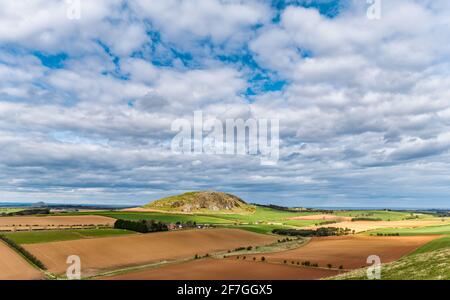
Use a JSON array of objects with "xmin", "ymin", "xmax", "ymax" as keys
[
  {"xmin": 142, "ymin": 191, "xmax": 256, "ymax": 214},
  {"xmin": 31, "ymin": 201, "xmax": 47, "ymax": 208}
]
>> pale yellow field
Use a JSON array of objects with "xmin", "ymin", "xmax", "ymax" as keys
[
  {"xmin": 304, "ymin": 219, "xmax": 449, "ymax": 233},
  {"xmin": 0, "ymin": 215, "xmax": 115, "ymax": 231}
]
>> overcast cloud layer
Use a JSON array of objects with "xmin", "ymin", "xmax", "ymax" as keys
[{"xmin": 1, "ymin": 0, "xmax": 450, "ymax": 208}]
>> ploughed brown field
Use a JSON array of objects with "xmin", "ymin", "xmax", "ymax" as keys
[
  {"xmin": 0, "ymin": 215, "xmax": 115, "ymax": 231},
  {"xmin": 0, "ymin": 241, "xmax": 43, "ymax": 280},
  {"xmin": 306, "ymin": 219, "xmax": 449, "ymax": 233},
  {"xmin": 101, "ymin": 258, "xmax": 341, "ymax": 280},
  {"xmin": 289, "ymin": 214, "xmax": 352, "ymax": 221},
  {"xmin": 24, "ymin": 228, "xmax": 277, "ymax": 276},
  {"xmin": 251, "ymin": 235, "xmax": 438, "ymax": 270}
]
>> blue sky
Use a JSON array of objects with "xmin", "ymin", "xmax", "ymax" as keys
[{"xmin": 0, "ymin": 0, "xmax": 450, "ymax": 208}]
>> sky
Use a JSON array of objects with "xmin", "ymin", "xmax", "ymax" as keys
[{"xmin": 0, "ymin": 0, "xmax": 450, "ymax": 208}]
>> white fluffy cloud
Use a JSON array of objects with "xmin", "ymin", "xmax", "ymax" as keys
[{"xmin": 0, "ymin": 0, "xmax": 449, "ymax": 207}]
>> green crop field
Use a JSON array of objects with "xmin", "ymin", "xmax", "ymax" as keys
[
  {"xmin": 331, "ymin": 248, "xmax": 450, "ymax": 280},
  {"xmin": 4, "ymin": 228, "xmax": 135, "ymax": 244},
  {"xmin": 219, "ymin": 224, "xmax": 289, "ymax": 235},
  {"xmin": 281, "ymin": 219, "xmax": 323, "ymax": 227},
  {"xmin": 367, "ymin": 223, "xmax": 450, "ymax": 236},
  {"xmin": 209, "ymin": 207, "xmax": 315, "ymax": 223},
  {"xmin": 333, "ymin": 210, "xmax": 429, "ymax": 221},
  {"xmin": 0, "ymin": 208, "xmax": 24, "ymax": 214},
  {"xmin": 410, "ymin": 236, "xmax": 450, "ymax": 255}
]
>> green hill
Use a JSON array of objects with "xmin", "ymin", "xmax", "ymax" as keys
[
  {"xmin": 142, "ymin": 191, "xmax": 256, "ymax": 214},
  {"xmin": 330, "ymin": 247, "xmax": 450, "ymax": 280}
]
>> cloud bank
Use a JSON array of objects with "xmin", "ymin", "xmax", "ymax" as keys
[{"xmin": 0, "ymin": 0, "xmax": 449, "ymax": 208}]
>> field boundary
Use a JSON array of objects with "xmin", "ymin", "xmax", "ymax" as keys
[{"xmin": 0, "ymin": 236, "xmax": 51, "ymax": 279}]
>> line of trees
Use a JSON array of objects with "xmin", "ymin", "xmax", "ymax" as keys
[
  {"xmin": 1, "ymin": 208, "xmax": 50, "ymax": 217},
  {"xmin": 114, "ymin": 219, "xmax": 168, "ymax": 233},
  {"xmin": 272, "ymin": 227, "xmax": 352, "ymax": 237},
  {"xmin": 376, "ymin": 233, "xmax": 400, "ymax": 236},
  {"xmin": 351, "ymin": 217, "xmax": 382, "ymax": 221},
  {"xmin": 254, "ymin": 204, "xmax": 334, "ymax": 214},
  {"xmin": 0, "ymin": 235, "xmax": 47, "ymax": 270}
]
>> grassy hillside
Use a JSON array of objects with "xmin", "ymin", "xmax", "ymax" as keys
[
  {"xmin": 410, "ymin": 236, "xmax": 450, "ymax": 255},
  {"xmin": 143, "ymin": 191, "xmax": 256, "ymax": 214},
  {"xmin": 331, "ymin": 248, "xmax": 450, "ymax": 280}
]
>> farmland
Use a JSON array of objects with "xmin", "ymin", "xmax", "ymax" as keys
[
  {"xmin": 4, "ymin": 229, "xmax": 135, "ymax": 244},
  {"xmin": 367, "ymin": 223, "xmax": 450, "ymax": 236},
  {"xmin": 289, "ymin": 214, "xmax": 352, "ymax": 222},
  {"xmin": 0, "ymin": 240, "xmax": 43, "ymax": 280},
  {"xmin": 0, "ymin": 215, "xmax": 115, "ymax": 231},
  {"xmin": 333, "ymin": 210, "xmax": 429, "ymax": 221},
  {"xmin": 411, "ymin": 236, "xmax": 450, "ymax": 255},
  {"xmin": 248, "ymin": 235, "xmax": 437, "ymax": 270},
  {"xmin": 59, "ymin": 207, "xmax": 434, "ymax": 231},
  {"xmin": 308, "ymin": 219, "xmax": 450, "ymax": 233},
  {"xmin": 102, "ymin": 258, "xmax": 342, "ymax": 280},
  {"xmin": 59, "ymin": 211, "xmax": 235, "ymax": 224},
  {"xmin": 51, "ymin": 207, "xmax": 327, "ymax": 233},
  {"xmin": 1, "ymin": 201, "xmax": 448, "ymax": 280},
  {"xmin": 0, "ymin": 208, "xmax": 25, "ymax": 215},
  {"xmin": 23, "ymin": 228, "xmax": 277, "ymax": 277}
]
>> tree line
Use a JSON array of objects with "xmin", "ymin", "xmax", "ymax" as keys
[
  {"xmin": 114, "ymin": 219, "xmax": 168, "ymax": 233},
  {"xmin": 272, "ymin": 227, "xmax": 353, "ymax": 237},
  {"xmin": 0, "ymin": 235, "xmax": 47, "ymax": 270},
  {"xmin": 351, "ymin": 217, "xmax": 382, "ymax": 221},
  {"xmin": 1, "ymin": 208, "xmax": 50, "ymax": 217}
]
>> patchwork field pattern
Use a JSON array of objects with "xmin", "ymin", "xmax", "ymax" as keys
[
  {"xmin": 24, "ymin": 228, "xmax": 277, "ymax": 276},
  {"xmin": 250, "ymin": 235, "xmax": 438, "ymax": 270}
]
